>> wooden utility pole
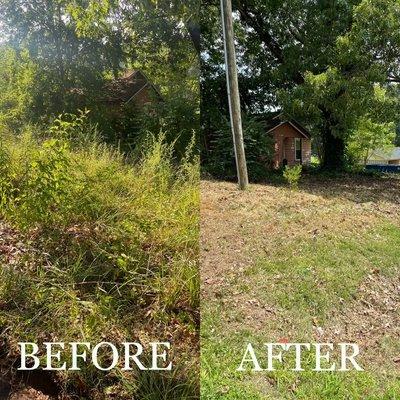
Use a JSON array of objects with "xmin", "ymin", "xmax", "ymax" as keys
[{"xmin": 220, "ymin": 0, "xmax": 249, "ymax": 190}]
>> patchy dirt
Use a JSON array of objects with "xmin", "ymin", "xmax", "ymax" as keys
[
  {"xmin": 322, "ymin": 272, "xmax": 400, "ymax": 370},
  {"xmin": 201, "ymin": 177, "xmax": 400, "ymax": 298},
  {"xmin": 201, "ymin": 176, "xmax": 400, "ymax": 370},
  {"xmin": 0, "ymin": 223, "xmax": 29, "ymax": 268},
  {"xmin": 9, "ymin": 388, "xmax": 50, "ymax": 400}
]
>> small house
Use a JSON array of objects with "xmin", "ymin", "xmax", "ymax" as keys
[
  {"xmin": 104, "ymin": 70, "xmax": 163, "ymax": 109},
  {"xmin": 267, "ymin": 120, "xmax": 312, "ymax": 169},
  {"xmin": 366, "ymin": 147, "xmax": 400, "ymax": 166}
]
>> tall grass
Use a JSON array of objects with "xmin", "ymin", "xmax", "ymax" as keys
[{"xmin": 0, "ymin": 117, "xmax": 199, "ymax": 399}]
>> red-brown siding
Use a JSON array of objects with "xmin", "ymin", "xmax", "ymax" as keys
[
  {"xmin": 128, "ymin": 85, "xmax": 154, "ymax": 107},
  {"xmin": 270, "ymin": 122, "xmax": 311, "ymax": 169}
]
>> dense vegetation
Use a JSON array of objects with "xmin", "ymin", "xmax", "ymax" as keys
[
  {"xmin": 0, "ymin": 0, "xmax": 199, "ymax": 398},
  {"xmin": 0, "ymin": 0, "xmax": 199, "ymax": 154},
  {"xmin": 202, "ymin": 0, "xmax": 400, "ymax": 176},
  {"xmin": 0, "ymin": 119, "xmax": 199, "ymax": 398}
]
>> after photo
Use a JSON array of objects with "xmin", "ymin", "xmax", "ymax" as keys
[{"xmin": 201, "ymin": 0, "xmax": 400, "ymax": 398}]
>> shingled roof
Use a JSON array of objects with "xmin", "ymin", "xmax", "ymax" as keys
[
  {"xmin": 267, "ymin": 120, "xmax": 311, "ymax": 139},
  {"xmin": 104, "ymin": 70, "xmax": 162, "ymax": 104}
]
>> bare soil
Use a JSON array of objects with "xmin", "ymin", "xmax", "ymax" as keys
[{"xmin": 201, "ymin": 175, "xmax": 400, "ymax": 370}]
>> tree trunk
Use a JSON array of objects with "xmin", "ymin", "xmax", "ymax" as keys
[
  {"xmin": 319, "ymin": 106, "xmax": 346, "ymax": 171},
  {"xmin": 186, "ymin": 19, "xmax": 201, "ymax": 55},
  {"xmin": 321, "ymin": 126, "xmax": 345, "ymax": 170}
]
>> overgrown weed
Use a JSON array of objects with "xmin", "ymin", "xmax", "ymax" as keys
[{"xmin": 0, "ymin": 114, "xmax": 199, "ymax": 398}]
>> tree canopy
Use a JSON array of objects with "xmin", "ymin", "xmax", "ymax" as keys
[
  {"xmin": 0, "ymin": 0, "xmax": 199, "ymax": 152},
  {"xmin": 202, "ymin": 0, "xmax": 400, "ymax": 172}
]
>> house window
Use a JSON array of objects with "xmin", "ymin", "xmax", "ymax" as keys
[{"xmin": 295, "ymin": 138, "xmax": 302, "ymax": 161}]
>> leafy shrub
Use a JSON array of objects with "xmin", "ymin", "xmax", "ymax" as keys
[
  {"xmin": 137, "ymin": 96, "xmax": 200, "ymax": 159},
  {"xmin": 205, "ymin": 115, "xmax": 274, "ymax": 181},
  {"xmin": 0, "ymin": 126, "xmax": 76, "ymax": 228},
  {"xmin": 21, "ymin": 138, "xmax": 75, "ymax": 226},
  {"xmin": 47, "ymin": 108, "xmax": 102, "ymax": 147},
  {"xmin": 92, "ymin": 94, "xmax": 199, "ymax": 159},
  {"xmin": 0, "ymin": 140, "xmax": 13, "ymax": 208},
  {"xmin": 283, "ymin": 164, "xmax": 302, "ymax": 190}
]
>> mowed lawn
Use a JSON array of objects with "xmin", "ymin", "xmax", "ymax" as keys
[{"xmin": 201, "ymin": 175, "xmax": 400, "ymax": 400}]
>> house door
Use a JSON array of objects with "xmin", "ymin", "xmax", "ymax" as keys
[
  {"xmin": 282, "ymin": 138, "xmax": 288, "ymax": 167},
  {"xmin": 295, "ymin": 138, "xmax": 302, "ymax": 163}
]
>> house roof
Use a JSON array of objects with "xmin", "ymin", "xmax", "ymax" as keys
[
  {"xmin": 369, "ymin": 147, "xmax": 400, "ymax": 161},
  {"xmin": 267, "ymin": 120, "xmax": 311, "ymax": 139},
  {"xmin": 104, "ymin": 70, "xmax": 162, "ymax": 104}
]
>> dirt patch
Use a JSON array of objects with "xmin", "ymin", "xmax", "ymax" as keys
[
  {"xmin": 201, "ymin": 177, "xmax": 400, "ymax": 371},
  {"xmin": 201, "ymin": 178, "xmax": 399, "ymax": 299},
  {"xmin": 322, "ymin": 271, "xmax": 400, "ymax": 371},
  {"xmin": 0, "ymin": 223, "xmax": 30, "ymax": 268},
  {"xmin": 9, "ymin": 388, "xmax": 50, "ymax": 400}
]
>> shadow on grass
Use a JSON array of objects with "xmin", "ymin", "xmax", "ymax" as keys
[
  {"xmin": 299, "ymin": 172, "xmax": 400, "ymax": 206},
  {"xmin": 202, "ymin": 170, "xmax": 400, "ymax": 206}
]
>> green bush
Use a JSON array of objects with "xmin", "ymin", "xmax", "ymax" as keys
[
  {"xmin": 91, "ymin": 94, "xmax": 199, "ymax": 159},
  {"xmin": 283, "ymin": 164, "xmax": 302, "ymax": 190},
  {"xmin": 48, "ymin": 108, "xmax": 102, "ymax": 146},
  {"xmin": 0, "ymin": 47, "xmax": 36, "ymax": 131},
  {"xmin": 0, "ymin": 126, "xmax": 76, "ymax": 228},
  {"xmin": 205, "ymin": 115, "xmax": 274, "ymax": 181},
  {"xmin": 0, "ymin": 141, "xmax": 13, "ymax": 208}
]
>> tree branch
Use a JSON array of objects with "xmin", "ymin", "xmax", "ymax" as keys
[{"xmin": 236, "ymin": 1, "xmax": 304, "ymax": 85}]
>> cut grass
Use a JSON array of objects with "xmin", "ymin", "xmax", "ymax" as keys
[
  {"xmin": 201, "ymin": 177, "xmax": 400, "ymax": 400},
  {"xmin": 0, "ymin": 126, "xmax": 199, "ymax": 399}
]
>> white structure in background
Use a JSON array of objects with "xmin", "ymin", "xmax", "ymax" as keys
[{"xmin": 367, "ymin": 147, "xmax": 400, "ymax": 165}]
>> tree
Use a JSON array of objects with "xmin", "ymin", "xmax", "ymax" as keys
[
  {"xmin": 0, "ymin": 46, "xmax": 36, "ymax": 130},
  {"xmin": 117, "ymin": 0, "xmax": 200, "ymax": 102},
  {"xmin": 347, "ymin": 117, "xmax": 396, "ymax": 165},
  {"xmin": 102, "ymin": 0, "xmax": 200, "ymax": 153},
  {"xmin": 0, "ymin": 0, "xmax": 200, "ymax": 152},
  {"xmin": 1, "ymin": 0, "xmax": 125, "ymax": 113},
  {"xmin": 201, "ymin": 0, "xmax": 400, "ymax": 171}
]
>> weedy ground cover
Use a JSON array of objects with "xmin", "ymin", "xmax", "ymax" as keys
[{"xmin": 0, "ymin": 116, "xmax": 199, "ymax": 399}]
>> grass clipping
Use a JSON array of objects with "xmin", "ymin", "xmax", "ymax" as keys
[{"xmin": 0, "ymin": 123, "xmax": 199, "ymax": 399}]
